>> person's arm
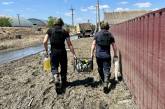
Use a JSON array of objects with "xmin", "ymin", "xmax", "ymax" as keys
[
  {"xmin": 43, "ymin": 34, "xmax": 49, "ymax": 55},
  {"xmin": 66, "ymin": 38, "xmax": 76, "ymax": 58},
  {"xmin": 90, "ymin": 40, "xmax": 96, "ymax": 58},
  {"xmin": 112, "ymin": 42, "xmax": 117, "ymax": 57}
]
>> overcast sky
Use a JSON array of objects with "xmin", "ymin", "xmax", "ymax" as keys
[{"xmin": 0, "ymin": 0, "xmax": 164, "ymax": 24}]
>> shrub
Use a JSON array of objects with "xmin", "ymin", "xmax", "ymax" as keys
[{"xmin": 0, "ymin": 17, "xmax": 12, "ymax": 27}]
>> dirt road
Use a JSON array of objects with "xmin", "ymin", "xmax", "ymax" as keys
[{"xmin": 0, "ymin": 38, "xmax": 138, "ymax": 109}]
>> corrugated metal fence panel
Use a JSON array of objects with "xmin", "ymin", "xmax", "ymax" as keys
[
  {"xmin": 159, "ymin": 11, "xmax": 165, "ymax": 109},
  {"xmin": 147, "ymin": 13, "xmax": 154, "ymax": 109},
  {"xmin": 143, "ymin": 15, "xmax": 149, "ymax": 109},
  {"xmin": 129, "ymin": 21, "xmax": 132, "ymax": 92},
  {"xmin": 137, "ymin": 18, "xmax": 141, "ymax": 106},
  {"xmin": 139, "ymin": 17, "xmax": 144, "ymax": 108},
  {"xmin": 140, "ymin": 16, "xmax": 145, "ymax": 109},
  {"xmin": 110, "ymin": 8, "xmax": 165, "ymax": 109},
  {"xmin": 125, "ymin": 22, "xmax": 129, "ymax": 86},
  {"xmin": 134, "ymin": 19, "xmax": 138, "ymax": 104},
  {"xmin": 137, "ymin": 18, "xmax": 140, "ymax": 106},
  {"xmin": 152, "ymin": 12, "xmax": 160, "ymax": 109}
]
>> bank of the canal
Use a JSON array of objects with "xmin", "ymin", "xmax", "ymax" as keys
[
  {"xmin": 0, "ymin": 35, "xmax": 79, "ymax": 64},
  {"xmin": 0, "ymin": 38, "xmax": 138, "ymax": 109}
]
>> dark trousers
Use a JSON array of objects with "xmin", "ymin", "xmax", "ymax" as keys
[
  {"xmin": 96, "ymin": 57, "xmax": 111, "ymax": 82},
  {"xmin": 50, "ymin": 50, "xmax": 67, "ymax": 82}
]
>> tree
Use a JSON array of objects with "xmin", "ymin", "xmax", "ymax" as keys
[
  {"xmin": 47, "ymin": 16, "xmax": 57, "ymax": 27},
  {"xmin": 0, "ymin": 17, "xmax": 12, "ymax": 27}
]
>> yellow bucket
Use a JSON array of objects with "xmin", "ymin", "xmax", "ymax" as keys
[{"xmin": 43, "ymin": 57, "xmax": 51, "ymax": 73}]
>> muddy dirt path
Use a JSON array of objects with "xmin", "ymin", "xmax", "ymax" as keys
[{"xmin": 0, "ymin": 38, "xmax": 138, "ymax": 109}]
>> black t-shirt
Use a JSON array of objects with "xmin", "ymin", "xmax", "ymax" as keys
[
  {"xmin": 46, "ymin": 26, "xmax": 70, "ymax": 51},
  {"xmin": 94, "ymin": 29, "xmax": 115, "ymax": 58}
]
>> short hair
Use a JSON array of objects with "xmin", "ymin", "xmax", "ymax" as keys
[
  {"xmin": 100, "ymin": 21, "xmax": 109, "ymax": 30},
  {"xmin": 53, "ymin": 18, "xmax": 64, "ymax": 26}
]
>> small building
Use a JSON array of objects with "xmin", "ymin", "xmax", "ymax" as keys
[
  {"xmin": 76, "ymin": 23, "xmax": 93, "ymax": 37},
  {"xmin": 28, "ymin": 18, "xmax": 47, "ymax": 27},
  {"xmin": 9, "ymin": 17, "xmax": 33, "ymax": 27}
]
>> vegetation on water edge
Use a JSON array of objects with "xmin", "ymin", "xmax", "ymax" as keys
[{"xmin": 0, "ymin": 17, "xmax": 12, "ymax": 27}]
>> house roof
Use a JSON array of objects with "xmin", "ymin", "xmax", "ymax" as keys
[
  {"xmin": 104, "ymin": 10, "xmax": 150, "ymax": 25},
  {"xmin": 78, "ymin": 23, "xmax": 92, "ymax": 31},
  {"xmin": 28, "ymin": 18, "xmax": 47, "ymax": 26},
  {"xmin": 9, "ymin": 17, "xmax": 33, "ymax": 27}
]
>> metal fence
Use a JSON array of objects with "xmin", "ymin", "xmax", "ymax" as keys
[{"xmin": 111, "ymin": 8, "xmax": 165, "ymax": 109}]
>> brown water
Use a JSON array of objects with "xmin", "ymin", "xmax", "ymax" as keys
[{"xmin": 0, "ymin": 35, "xmax": 78, "ymax": 64}]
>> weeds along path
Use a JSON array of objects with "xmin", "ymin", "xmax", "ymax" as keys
[{"xmin": 0, "ymin": 38, "xmax": 137, "ymax": 109}]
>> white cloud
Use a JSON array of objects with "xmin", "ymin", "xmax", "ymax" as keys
[
  {"xmin": 26, "ymin": 8, "xmax": 34, "ymax": 11},
  {"xmin": 115, "ymin": 7, "xmax": 129, "ymax": 12},
  {"xmin": 0, "ymin": 14, "xmax": 6, "ymax": 17},
  {"xmin": 4, "ymin": 9, "xmax": 14, "ymax": 12},
  {"xmin": 80, "ymin": 8, "xmax": 88, "ymax": 12},
  {"xmin": 134, "ymin": 2, "xmax": 152, "ymax": 8},
  {"xmin": 152, "ymin": 8, "xmax": 159, "ymax": 11},
  {"xmin": 2, "ymin": 1, "xmax": 14, "ymax": 5},
  {"xmin": 64, "ymin": 0, "xmax": 68, "ymax": 3},
  {"xmin": 88, "ymin": 5, "xmax": 95, "ymax": 10},
  {"xmin": 119, "ymin": 1, "xmax": 128, "ymax": 5},
  {"xmin": 75, "ymin": 17, "xmax": 84, "ymax": 23},
  {"xmin": 80, "ymin": 4, "xmax": 110, "ymax": 12},
  {"xmin": 100, "ymin": 5, "xmax": 110, "ymax": 9},
  {"xmin": 64, "ymin": 12, "xmax": 72, "ymax": 17}
]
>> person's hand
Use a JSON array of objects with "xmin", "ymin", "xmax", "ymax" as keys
[
  {"xmin": 90, "ymin": 54, "xmax": 94, "ymax": 59},
  {"xmin": 73, "ymin": 54, "xmax": 77, "ymax": 59},
  {"xmin": 44, "ymin": 53, "xmax": 48, "ymax": 58},
  {"xmin": 114, "ymin": 55, "xmax": 118, "ymax": 59},
  {"xmin": 45, "ymin": 50, "xmax": 48, "ymax": 55},
  {"xmin": 113, "ymin": 55, "xmax": 118, "ymax": 63}
]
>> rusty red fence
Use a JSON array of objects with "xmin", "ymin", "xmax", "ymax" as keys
[{"xmin": 111, "ymin": 8, "xmax": 165, "ymax": 109}]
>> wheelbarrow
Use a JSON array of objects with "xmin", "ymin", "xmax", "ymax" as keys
[{"xmin": 73, "ymin": 58, "xmax": 93, "ymax": 73}]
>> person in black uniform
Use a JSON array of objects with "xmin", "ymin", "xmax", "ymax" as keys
[
  {"xmin": 90, "ymin": 21, "xmax": 117, "ymax": 92},
  {"xmin": 43, "ymin": 18, "xmax": 76, "ymax": 90}
]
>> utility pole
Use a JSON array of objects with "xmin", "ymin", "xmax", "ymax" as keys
[
  {"xmin": 97, "ymin": 0, "xmax": 101, "ymax": 31},
  {"xmin": 96, "ymin": 4, "xmax": 98, "ymax": 27},
  {"xmin": 88, "ymin": 19, "xmax": 90, "ymax": 23},
  {"xmin": 103, "ymin": 8, "xmax": 105, "ymax": 13},
  {"xmin": 70, "ymin": 7, "xmax": 75, "ymax": 26},
  {"xmin": 17, "ymin": 14, "xmax": 21, "ymax": 26},
  {"xmin": 95, "ymin": 4, "xmax": 98, "ymax": 33}
]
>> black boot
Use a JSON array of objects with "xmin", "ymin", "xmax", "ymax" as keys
[
  {"xmin": 61, "ymin": 76, "xmax": 69, "ymax": 88},
  {"xmin": 103, "ymin": 76, "xmax": 110, "ymax": 93},
  {"xmin": 62, "ymin": 80, "xmax": 69, "ymax": 88},
  {"xmin": 104, "ymin": 81, "xmax": 109, "ymax": 89}
]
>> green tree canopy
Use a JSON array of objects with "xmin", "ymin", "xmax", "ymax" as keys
[{"xmin": 0, "ymin": 17, "xmax": 12, "ymax": 27}]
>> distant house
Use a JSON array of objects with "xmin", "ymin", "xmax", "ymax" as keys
[
  {"xmin": 76, "ymin": 23, "xmax": 93, "ymax": 37},
  {"xmin": 9, "ymin": 17, "xmax": 33, "ymax": 27},
  {"xmin": 104, "ymin": 10, "xmax": 150, "ymax": 25},
  {"xmin": 0, "ymin": 16, "xmax": 47, "ymax": 28},
  {"xmin": 28, "ymin": 18, "xmax": 47, "ymax": 27}
]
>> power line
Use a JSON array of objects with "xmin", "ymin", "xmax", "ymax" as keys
[
  {"xmin": 95, "ymin": 0, "xmax": 101, "ymax": 32},
  {"xmin": 70, "ymin": 7, "xmax": 75, "ymax": 26},
  {"xmin": 17, "ymin": 14, "xmax": 21, "ymax": 26},
  {"xmin": 95, "ymin": 4, "xmax": 98, "ymax": 33},
  {"xmin": 97, "ymin": 0, "xmax": 101, "ymax": 30},
  {"xmin": 88, "ymin": 19, "xmax": 90, "ymax": 23}
]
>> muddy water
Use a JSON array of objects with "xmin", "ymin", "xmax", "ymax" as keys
[{"xmin": 0, "ymin": 35, "xmax": 78, "ymax": 64}]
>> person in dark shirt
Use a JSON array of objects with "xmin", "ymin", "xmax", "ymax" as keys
[
  {"xmin": 43, "ymin": 18, "xmax": 76, "ymax": 91},
  {"xmin": 91, "ymin": 21, "xmax": 117, "ymax": 92}
]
